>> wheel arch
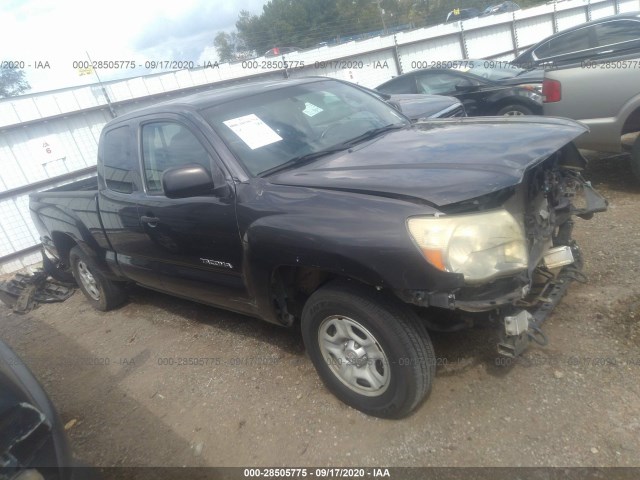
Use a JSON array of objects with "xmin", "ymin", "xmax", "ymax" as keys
[
  {"xmin": 50, "ymin": 231, "xmax": 78, "ymax": 266},
  {"xmin": 492, "ymin": 96, "xmax": 540, "ymax": 115},
  {"xmin": 621, "ymin": 105, "xmax": 640, "ymax": 136},
  {"xmin": 267, "ymin": 264, "xmax": 383, "ymax": 326}
]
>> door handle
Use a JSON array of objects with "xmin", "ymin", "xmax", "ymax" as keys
[{"xmin": 140, "ymin": 215, "xmax": 160, "ymax": 227}]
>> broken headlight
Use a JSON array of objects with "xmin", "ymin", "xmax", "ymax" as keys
[{"xmin": 407, "ymin": 209, "xmax": 528, "ymax": 283}]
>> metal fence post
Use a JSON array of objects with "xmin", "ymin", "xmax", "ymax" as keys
[
  {"xmin": 459, "ymin": 23, "xmax": 469, "ymax": 59},
  {"xmin": 392, "ymin": 34, "xmax": 404, "ymax": 75},
  {"xmin": 511, "ymin": 11, "xmax": 519, "ymax": 57},
  {"xmin": 586, "ymin": 0, "xmax": 592, "ymax": 21},
  {"xmin": 552, "ymin": 0, "xmax": 559, "ymax": 33}
]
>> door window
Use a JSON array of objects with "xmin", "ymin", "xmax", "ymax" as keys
[
  {"xmin": 534, "ymin": 28, "xmax": 591, "ymax": 60},
  {"xmin": 594, "ymin": 20, "xmax": 640, "ymax": 47},
  {"xmin": 141, "ymin": 122, "xmax": 212, "ymax": 194}
]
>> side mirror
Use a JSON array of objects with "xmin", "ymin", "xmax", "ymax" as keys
[{"xmin": 162, "ymin": 164, "xmax": 214, "ymax": 199}]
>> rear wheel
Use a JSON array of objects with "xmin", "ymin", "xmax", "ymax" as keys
[
  {"xmin": 69, "ymin": 246, "xmax": 127, "ymax": 311},
  {"xmin": 301, "ymin": 281, "xmax": 435, "ymax": 418},
  {"xmin": 631, "ymin": 134, "xmax": 640, "ymax": 181},
  {"xmin": 496, "ymin": 104, "xmax": 534, "ymax": 116}
]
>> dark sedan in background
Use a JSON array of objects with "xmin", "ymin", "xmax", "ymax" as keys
[
  {"xmin": 450, "ymin": 60, "xmax": 543, "ymax": 92},
  {"xmin": 356, "ymin": 84, "xmax": 465, "ymax": 120},
  {"xmin": 376, "ymin": 67, "xmax": 542, "ymax": 116},
  {"xmin": 384, "ymin": 93, "xmax": 465, "ymax": 119},
  {"xmin": 480, "ymin": 1, "xmax": 520, "ymax": 16},
  {"xmin": 512, "ymin": 11, "xmax": 640, "ymax": 68},
  {"xmin": 1, "ymin": 339, "xmax": 74, "ymax": 480}
]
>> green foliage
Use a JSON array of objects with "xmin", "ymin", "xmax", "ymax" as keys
[
  {"xmin": 236, "ymin": 0, "xmax": 344, "ymax": 54},
  {"xmin": 214, "ymin": 32, "xmax": 235, "ymax": 62},
  {"xmin": 220, "ymin": 0, "xmax": 551, "ymax": 58},
  {"xmin": 214, "ymin": 31, "xmax": 248, "ymax": 62},
  {"xmin": 0, "ymin": 68, "xmax": 30, "ymax": 99}
]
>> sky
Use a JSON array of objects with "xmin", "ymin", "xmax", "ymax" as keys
[{"xmin": 1, "ymin": 0, "xmax": 268, "ymax": 94}]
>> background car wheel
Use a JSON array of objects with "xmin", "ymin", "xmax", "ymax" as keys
[
  {"xmin": 42, "ymin": 250, "xmax": 76, "ymax": 284},
  {"xmin": 496, "ymin": 104, "xmax": 534, "ymax": 116},
  {"xmin": 69, "ymin": 246, "xmax": 127, "ymax": 311},
  {"xmin": 301, "ymin": 280, "xmax": 435, "ymax": 419},
  {"xmin": 631, "ymin": 134, "xmax": 640, "ymax": 181}
]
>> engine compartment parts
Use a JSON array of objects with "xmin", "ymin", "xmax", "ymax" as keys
[{"xmin": 0, "ymin": 271, "xmax": 75, "ymax": 314}]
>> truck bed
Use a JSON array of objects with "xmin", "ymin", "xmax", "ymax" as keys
[
  {"xmin": 31, "ymin": 176, "xmax": 98, "ymax": 198},
  {"xmin": 29, "ymin": 175, "xmax": 108, "ymax": 255}
]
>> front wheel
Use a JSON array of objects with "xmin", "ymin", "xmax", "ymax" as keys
[
  {"xmin": 301, "ymin": 281, "xmax": 435, "ymax": 419},
  {"xmin": 496, "ymin": 104, "xmax": 534, "ymax": 116},
  {"xmin": 69, "ymin": 246, "xmax": 127, "ymax": 311}
]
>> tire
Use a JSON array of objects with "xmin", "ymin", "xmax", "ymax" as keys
[
  {"xmin": 496, "ymin": 104, "xmax": 534, "ymax": 116},
  {"xmin": 42, "ymin": 250, "xmax": 76, "ymax": 284},
  {"xmin": 69, "ymin": 246, "xmax": 127, "ymax": 311},
  {"xmin": 631, "ymin": 134, "xmax": 640, "ymax": 181},
  {"xmin": 301, "ymin": 281, "xmax": 435, "ymax": 419}
]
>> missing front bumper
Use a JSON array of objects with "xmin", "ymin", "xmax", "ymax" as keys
[{"xmin": 497, "ymin": 260, "xmax": 581, "ymax": 357}]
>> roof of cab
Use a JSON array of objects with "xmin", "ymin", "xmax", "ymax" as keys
[{"xmin": 108, "ymin": 76, "xmax": 330, "ymax": 124}]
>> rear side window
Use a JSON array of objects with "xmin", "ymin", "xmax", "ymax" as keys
[
  {"xmin": 102, "ymin": 126, "xmax": 137, "ymax": 194},
  {"xmin": 377, "ymin": 75, "xmax": 416, "ymax": 94},
  {"xmin": 594, "ymin": 20, "xmax": 640, "ymax": 47},
  {"xmin": 141, "ymin": 122, "xmax": 212, "ymax": 194},
  {"xmin": 535, "ymin": 28, "xmax": 591, "ymax": 59}
]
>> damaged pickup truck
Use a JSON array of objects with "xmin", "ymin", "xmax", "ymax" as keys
[{"xmin": 29, "ymin": 77, "xmax": 606, "ymax": 418}]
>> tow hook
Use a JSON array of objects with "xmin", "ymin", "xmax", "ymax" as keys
[{"xmin": 497, "ymin": 310, "xmax": 548, "ymax": 357}]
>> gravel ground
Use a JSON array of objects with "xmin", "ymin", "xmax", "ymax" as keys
[{"xmin": 0, "ymin": 152, "xmax": 639, "ymax": 470}]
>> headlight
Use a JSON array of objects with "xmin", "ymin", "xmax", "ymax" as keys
[{"xmin": 407, "ymin": 210, "xmax": 528, "ymax": 283}]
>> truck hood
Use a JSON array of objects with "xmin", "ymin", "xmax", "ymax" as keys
[{"xmin": 269, "ymin": 117, "xmax": 588, "ymax": 206}]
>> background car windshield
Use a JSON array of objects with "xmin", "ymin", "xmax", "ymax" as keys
[{"xmin": 201, "ymin": 81, "xmax": 408, "ymax": 176}]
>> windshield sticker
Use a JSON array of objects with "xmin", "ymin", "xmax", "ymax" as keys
[
  {"xmin": 302, "ymin": 102, "xmax": 323, "ymax": 117},
  {"xmin": 223, "ymin": 114, "xmax": 282, "ymax": 150}
]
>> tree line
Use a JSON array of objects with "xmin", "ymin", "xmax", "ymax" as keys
[{"xmin": 214, "ymin": 0, "xmax": 547, "ymax": 61}]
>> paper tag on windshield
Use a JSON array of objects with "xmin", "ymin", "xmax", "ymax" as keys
[
  {"xmin": 223, "ymin": 114, "xmax": 282, "ymax": 150},
  {"xmin": 302, "ymin": 102, "xmax": 323, "ymax": 117}
]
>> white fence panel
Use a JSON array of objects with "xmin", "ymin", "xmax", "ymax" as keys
[
  {"xmin": 398, "ymin": 36, "xmax": 465, "ymax": 73},
  {"xmin": 73, "ymin": 86, "xmax": 101, "ymax": 110},
  {"xmin": 591, "ymin": 2, "xmax": 618, "ymax": 18},
  {"xmin": 465, "ymin": 23, "xmax": 514, "ymax": 58},
  {"xmin": 620, "ymin": 0, "xmax": 640, "ymax": 11},
  {"xmin": 515, "ymin": 14, "xmax": 554, "ymax": 48}
]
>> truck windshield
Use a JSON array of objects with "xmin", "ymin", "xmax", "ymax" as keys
[{"xmin": 201, "ymin": 80, "xmax": 409, "ymax": 176}]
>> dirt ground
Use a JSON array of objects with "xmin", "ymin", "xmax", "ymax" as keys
[{"xmin": 1, "ymin": 152, "xmax": 639, "ymax": 470}]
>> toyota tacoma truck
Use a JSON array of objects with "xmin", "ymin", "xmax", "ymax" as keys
[
  {"xmin": 542, "ymin": 51, "xmax": 640, "ymax": 180},
  {"xmin": 30, "ymin": 77, "xmax": 606, "ymax": 418}
]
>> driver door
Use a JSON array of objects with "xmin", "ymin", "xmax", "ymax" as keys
[{"xmin": 131, "ymin": 114, "xmax": 250, "ymax": 309}]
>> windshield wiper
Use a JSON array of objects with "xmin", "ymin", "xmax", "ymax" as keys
[
  {"xmin": 259, "ymin": 145, "xmax": 351, "ymax": 177},
  {"xmin": 341, "ymin": 123, "xmax": 407, "ymax": 148},
  {"xmin": 259, "ymin": 123, "xmax": 408, "ymax": 177}
]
